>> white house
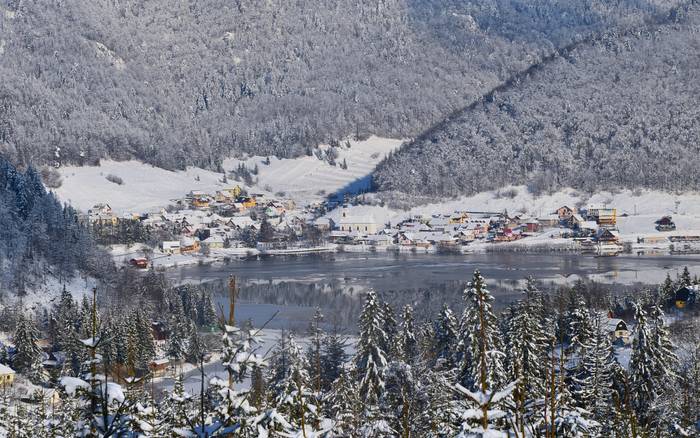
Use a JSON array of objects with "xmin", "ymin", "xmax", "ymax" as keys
[
  {"xmin": 336, "ymin": 209, "xmax": 380, "ymax": 234},
  {"xmin": 0, "ymin": 364, "xmax": 15, "ymax": 387},
  {"xmin": 161, "ymin": 241, "xmax": 181, "ymax": 254}
]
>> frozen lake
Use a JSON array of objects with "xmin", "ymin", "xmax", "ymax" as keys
[{"xmin": 164, "ymin": 251, "xmax": 700, "ymax": 330}]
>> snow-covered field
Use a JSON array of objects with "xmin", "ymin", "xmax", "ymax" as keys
[
  {"xmin": 224, "ymin": 136, "xmax": 403, "ymax": 204},
  {"xmin": 54, "ymin": 136, "xmax": 403, "ymax": 214},
  {"xmin": 56, "ymin": 160, "xmax": 236, "ymax": 215}
]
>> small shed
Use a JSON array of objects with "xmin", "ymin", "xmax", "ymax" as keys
[
  {"xmin": 149, "ymin": 358, "xmax": 171, "ymax": 377},
  {"xmin": 0, "ymin": 364, "xmax": 15, "ymax": 387}
]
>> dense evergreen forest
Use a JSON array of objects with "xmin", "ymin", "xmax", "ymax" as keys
[
  {"xmin": 0, "ymin": 156, "xmax": 111, "ymax": 296},
  {"xmin": 0, "ymin": 0, "xmax": 682, "ymax": 170},
  {"xmin": 1, "ymin": 271, "xmax": 699, "ymax": 436},
  {"xmin": 373, "ymin": 2, "xmax": 700, "ymax": 197}
]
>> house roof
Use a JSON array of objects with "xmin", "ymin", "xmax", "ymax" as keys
[
  {"xmin": 337, "ymin": 215, "xmax": 377, "ymax": 225},
  {"xmin": 603, "ymin": 318, "xmax": 627, "ymax": 332},
  {"xmin": 203, "ymin": 235, "xmax": 225, "ymax": 243},
  {"xmin": 0, "ymin": 364, "xmax": 15, "ymax": 375},
  {"xmin": 579, "ymin": 221, "xmax": 599, "ymax": 230}
]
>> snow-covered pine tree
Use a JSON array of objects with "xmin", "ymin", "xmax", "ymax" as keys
[
  {"xmin": 457, "ymin": 270, "xmax": 505, "ymax": 392},
  {"xmin": 353, "ymin": 290, "xmax": 389, "ymax": 408},
  {"xmin": 417, "ymin": 369, "xmax": 459, "ymax": 437},
  {"xmin": 570, "ymin": 314, "xmax": 618, "ymax": 434},
  {"xmin": 327, "ymin": 371, "xmax": 363, "ymax": 436},
  {"xmin": 432, "ymin": 304, "xmax": 458, "ymax": 369},
  {"xmin": 306, "ymin": 307, "xmax": 325, "ymax": 395},
  {"xmin": 12, "ymin": 313, "xmax": 46, "ymax": 383},
  {"xmin": 660, "ymin": 273, "xmax": 675, "ymax": 306},
  {"xmin": 382, "ymin": 301, "xmax": 399, "ymax": 362},
  {"xmin": 135, "ymin": 308, "xmax": 156, "ymax": 370},
  {"xmin": 503, "ymin": 292, "xmax": 549, "ymax": 434},
  {"xmin": 628, "ymin": 303, "xmax": 661, "ymax": 426},
  {"xmin": 270, "ymin": 332, "xmax": 325, "ymax": 436},
  {"xmin": 165, "ymin": 299, "xmax": 189, "ymax": 361},
  {"xmin": 199, "ymin": 291, "xmax": 218, "ymax": 328},
  {"xmin": 162, "ymin": 374, "xmax": 193, "ymax": 433},
  {"xmin": 680, "ymin": 266, "xmax": 692, "ymax": 288},
  {"xmin": 384, "ymin": 360, "xmax": 425, "ymax": 438},
  {"xmin": 398, "ymin": 304, "xmax": 420, "ymax": 365},
  {"xmin": 320, "ymin": 331, "xmax": 348, "ymax": 391},
  {"xmin": 79, "ymin": 294, "xmax": 98, "ymax": 338},
  {"xmin": 166, "ymin": 313, "xmax": 188, "ymax": 363},
  {"xmin": 185, "ymin": 321, "xmax": 203, "ymax": 364}
]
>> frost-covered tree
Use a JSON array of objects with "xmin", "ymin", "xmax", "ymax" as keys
[
  {"xmin": 353, "ymin": 290, "xmax": 389, "ymax": 408},
  {"xmin": 12, "ymin": 314, "xmax": 46, "ymax": 383},
  {"xmin": 629, "ymin": 303, "xmax": 677, "ymax": 426},
  {"xmin": 457, "ymin": 271, "xmax": 505, "ymax": 391},
  {"xmin": 398, "ymin": 304, "xmax": 420, "ymax": 365},
  {"xmin": 432, "ymin": 304, "xmax": 459, "ymax": 369}
]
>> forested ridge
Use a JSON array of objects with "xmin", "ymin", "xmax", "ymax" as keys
[
  {"xmin": 0, "ymin": 155, "xmax": 111, "ymax": 296},
  {"xmin": 373, "ymin": 1, "xmax": 700, "ymax": 197},
  {"xmin": 0, "ymin": 0, "xmax": 680, "ymax": 170}
]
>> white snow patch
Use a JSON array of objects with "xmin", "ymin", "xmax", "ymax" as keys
[
  {"xmin": 55, "ymin": 160, "xmax": 244, "ymax": 215},
  {"xmin": 224, "ymin": 136, "xmax": 404, "ymax": 205},
  {"xmin": 94, "ymin": 41, "xmax": 125, "ymax": 70},
  {"xmin": 0, "ymin": 39, "xmax": 5, "ymax": 55},
  {"xmin": 60, "ymin": 376, "xmax": 90, "ymax": 396},
  {"xmin": 2, "ymin": 274, "xmax": 95, "ymax": 313}
]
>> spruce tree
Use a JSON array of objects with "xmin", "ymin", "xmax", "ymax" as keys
[
  {"xmin": 320, "ymin": 331, "xmax": 348, "ymax": 391},
  {"xmin": 457, "ymin": 270, "xmax": 505, "ymax": 391},
  {"xmin": 13, "ymin": 314, "xmax": 46, "ymax": 383},
  {"xmin": 398, "ymin": 304, "xmax": 420, "ymax": 365},
  {"xmin": 432, "ymin": 304, "xmax": 458, "ymax": 369},
  {"xmin": 306, "ymin": 307, "xmax": 324, "ymax": 394},
  {"xmin": 353, "ymin": 290, "xmax": 389, "ymax": 408}
]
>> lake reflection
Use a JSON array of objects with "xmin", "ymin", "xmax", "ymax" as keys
[{"xmin": 166, "ymin": 252, "xmax": 700, "ymax": 330}]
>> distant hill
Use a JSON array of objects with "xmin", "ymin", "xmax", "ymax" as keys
[
  {"xmin": 372, "ymin": 2, "xmax": 700, "ymax": 198},
  {"xmin": 0, "ymin": 0, "xmax": 678, "ymax": 170}
]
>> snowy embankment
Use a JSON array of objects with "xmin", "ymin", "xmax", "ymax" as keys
[{"xmin": 54, "ymin": 136, "xmax": 404, "ymax": 215}]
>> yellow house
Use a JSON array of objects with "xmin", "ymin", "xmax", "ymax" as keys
[
  {"xmin": 192, "ymin": 197, "xmax": 210, "ymax": 209},
  {"xmin": 0, "ymin": 364, "xmax": 15, "ymax": 387},
  {"xmin": 180, "ymin": 237, "xmax": 200, "ymax": 254},
  {"xmin": 240, "ymin": 196, "xmax": 257, "ymax": 209},
  {"xmin": 215, "ymin": 190, "xmax": 235, "ymax": 203},
  {"xmin": 223, "ymin": 186, "xmax": 242, "ymax": 198}
]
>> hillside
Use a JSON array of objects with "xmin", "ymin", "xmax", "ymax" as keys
[
  {"xmin": 0, "ymin": 0, "xmax": 679, "ymax": 170},
  {"xmin": 0, "ymin": 156, "xmax": 111, "ymax": 297},
  {"xmin": 372, "ymin": 2, "xmax": 700, "ymax": 198}
]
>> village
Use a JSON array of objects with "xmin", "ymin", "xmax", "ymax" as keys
[{"xmin": 81, "ymin": 183, "xmax": 700, "ymax": 270}]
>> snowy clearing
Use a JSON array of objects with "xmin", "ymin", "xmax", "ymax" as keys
[
  {"xmin": 54, "ymin": 136, "xmax": 403, "ymax": 214},
  {"xmin": 223, "ymin": 136, "xmax": 403, "ymax": 205}
]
